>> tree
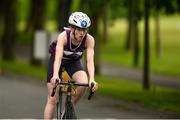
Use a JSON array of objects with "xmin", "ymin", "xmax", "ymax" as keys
[
  {"xmin": 132, "ymin": 0, "xmax": 141, "ymax": 67},
  {"xmin": 151, "ymin": 0, "xmax": 180, "ymax": 57},
  {"xmin": 154, "ymin": 0, "xmax": 161, "ymax": 58},
  {"xmin": 101, "ymin": 1, "xmax": 110, "ymax": 44},
  {"xmin": 125, "ymin": 0, "xmax": 133, "ymax": 50},
  {"xmin": 143, "ymin": 0, "xmax": 150, "ymax": 90},
  {"xmin": 1, "ymin": 0, "xmax": 17, "ymax": 61},
  {"xmin": 26, "ymin": 0, "xmax": 46, "ymax": 65},
  {"xmin": 125, "ymin": 0, "xmax": 142, "ymax": 67},
  {"xmin": 57, "ymin": 0, "xmax": 72, "ymax": 31}
]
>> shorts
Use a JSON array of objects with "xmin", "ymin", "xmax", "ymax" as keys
[{"xmin": 47, "ymin": 55, "xmax": 85, "ymax": 82}]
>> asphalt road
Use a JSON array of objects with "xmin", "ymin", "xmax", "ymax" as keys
[{"xmin": 0, "ymin": 74, "xmax": 180, "ymax": 119}]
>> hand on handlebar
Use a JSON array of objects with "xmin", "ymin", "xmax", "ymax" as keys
[
  {"xmin": 50, "ymin": 78, "xmax": 60, "ymax": 97},
  {"xmin": 89, "ymin": 80, "xmax": 98, "ymax": 92},
  {"xmin": 51, "ymin": 77, "xmax": 60, "ymax": 87}
]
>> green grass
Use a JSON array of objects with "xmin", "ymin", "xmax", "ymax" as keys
[
  {"xmin": 101, "ymin": 15, "xmax": 180, "ymax": 77},
  {"xmin": 97, "ymin": 75, "xmax": 180, "ymax": 113},
  {"xmin": 1, "ymin": 59, "xmax": 180, "ymax": 113},
  {"xmin": 0, "ymin": 59, "xmax": 46, "ymax": 80}
]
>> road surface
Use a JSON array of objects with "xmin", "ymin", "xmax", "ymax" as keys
[{"xmin": 0, "ymin": 73, "xmax": 179, "ymax": 119}]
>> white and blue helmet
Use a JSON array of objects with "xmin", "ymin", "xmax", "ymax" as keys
[{"xmin": 68, "ymin": 12, "xmax": 91, "ymax": 29}]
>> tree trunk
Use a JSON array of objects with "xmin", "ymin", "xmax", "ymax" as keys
[
  {"xmin": 0, "ymin": 0, "xmax": 5, "ymax": 42},
  {"xmin": 58, "ymin": 0, "xmax": 72, "ymax": 31},
  {"xmin": 28, "ymin": 0, "xmax": 46, "ymax": 65},
  {"xmin": 133, "ymin": 21, "xmax": 139, "ymax": 67},
  {"xmin": 102, "ymin": 2, "xmax": 109, "ymax": 44},
  {"xmin": 1, "ymin": 0, "xmax": 17, "ymax": 61},
  {"xmin": 143, "ymin": 0, "xmax": 150, "ymax": 90},
  {"xmin": 125, "ymin": 0, "xmax": 133, "ymax": 51},
  {"xmin": 90, "ymin": 14, "xmax": 100, "ymax": 75},
  {"xmin": 155, "ymin": 0, "xmax": 161, "ymax": 57},
  {"xmin": 133, "ymin": 1, "xmax": 139, "ymax": 67}
]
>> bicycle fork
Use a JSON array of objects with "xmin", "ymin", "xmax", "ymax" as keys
[{"xmin": 67, "ymin": 85, "xmax": 72, "ymax": 102}]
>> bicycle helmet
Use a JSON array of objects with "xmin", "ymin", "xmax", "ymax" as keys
[{"xmin": 68, "ymin": 12, "xmax": 91, "ymax": 29}]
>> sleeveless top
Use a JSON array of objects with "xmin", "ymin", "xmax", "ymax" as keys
[{"xmin": 49, "ymin": 30, "xmax": 87, "ymax": 60}]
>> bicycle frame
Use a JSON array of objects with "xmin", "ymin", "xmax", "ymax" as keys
[{"xmin": 51, "ymin": 79, "xmax": 94, "ymax": 119}]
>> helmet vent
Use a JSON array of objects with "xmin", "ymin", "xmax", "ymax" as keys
[{"xmin": 73, "ymin": 19, "xmax": 77, "ymax": 23}]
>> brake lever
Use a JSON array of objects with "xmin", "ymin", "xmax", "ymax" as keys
[
  {"xmin": 88, "ymin": 83, "xmax": 95, "ymax": 100},
  {"xmin": 51, "ymin": 79, "xmax": 60, "ymax": 97}
]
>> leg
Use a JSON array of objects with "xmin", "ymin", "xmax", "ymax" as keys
[
  {"xmin": 44, "ymin": 55, "xmax": 63, "ymax": 119},
  {"xmin": 72, "ymin": 70, "xmax": 88, "ymax": 105},
  {"xmin": 44, "ymin": 83, "xmax": 59, "ymax": 119}
]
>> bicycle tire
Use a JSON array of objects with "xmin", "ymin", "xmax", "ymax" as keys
[
  {"xmin": 63, "ymin": 96, "xmax": 77, "ymax": 119},
  {"xmin": 57, "ymin": 89, "xmax": 66, "ymax": 119},
  {"xmin": 52, "ymin": 79, "xmax": 93, "ymax": 119}
]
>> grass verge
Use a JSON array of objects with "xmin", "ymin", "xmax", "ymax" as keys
[
  {"xmin": 97, "ymin": 76, "xmax": 180, "ymax": 113},
  {"xmin": 0, "ymin": 59, "xmax": 46, "ymax": 80}
]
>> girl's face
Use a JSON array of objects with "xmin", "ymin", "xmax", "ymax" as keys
[{"xmin": 72, "ymin": 27, "xmax": 87, "ymax": 42}]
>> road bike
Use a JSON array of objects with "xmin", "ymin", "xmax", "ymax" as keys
[{"xmin": 51, "ymin": 79, "xmax": 94, "ymax": 119}]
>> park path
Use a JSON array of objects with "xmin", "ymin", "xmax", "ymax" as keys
[{"xmin": 101, "ymin": 63, "xmax": 180, "ymax": 89}]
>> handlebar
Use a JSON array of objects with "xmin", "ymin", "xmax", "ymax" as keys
[{"xmin": 51, "ymin": 79, "xmax": 94, "ymax": 100}]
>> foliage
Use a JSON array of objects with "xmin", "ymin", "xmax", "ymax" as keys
[
  {"xmin": 45, "ymin": 0, "xmax": 58, "ymax": 20},
  {"xmin": 151, "ymin": 0, "xmax": 180, "ymax": 14},
  {"xmin": 109, "ymin": 0, "xmax": 128, "ymax": 19},
  {"xmin": 16, "ymin": 0, "xmax": 31, "ymax": 21}
]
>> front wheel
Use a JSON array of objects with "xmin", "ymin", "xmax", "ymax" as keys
[
  {"xmin": 57, "ymin": 90, "xmax": 66, "ymax": 119},
  {"xmin": 63, "ymin": 98, "xmax": 77, "ymax": 119}
]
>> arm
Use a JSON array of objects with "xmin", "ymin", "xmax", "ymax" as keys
[
  {"xmin": 86, "ymin": 35, "xmax": 98, "ymax": 92},
  {"xmin": 51, "ymin": 31, "xmax": 66, "ymax": 84}
]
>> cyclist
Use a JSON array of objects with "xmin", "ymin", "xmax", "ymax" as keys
[{"xmin": 44, "ymin": 12, "xmax": 98, "ymax": 119}]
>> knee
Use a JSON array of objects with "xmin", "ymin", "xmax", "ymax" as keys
[
  {"xmin": 47, "ymin": 96, "xmax": 58, "ymax": 106},
  {"xmin": 77, "ymin": 86, "xmax": 87, "ymax": 95}
]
